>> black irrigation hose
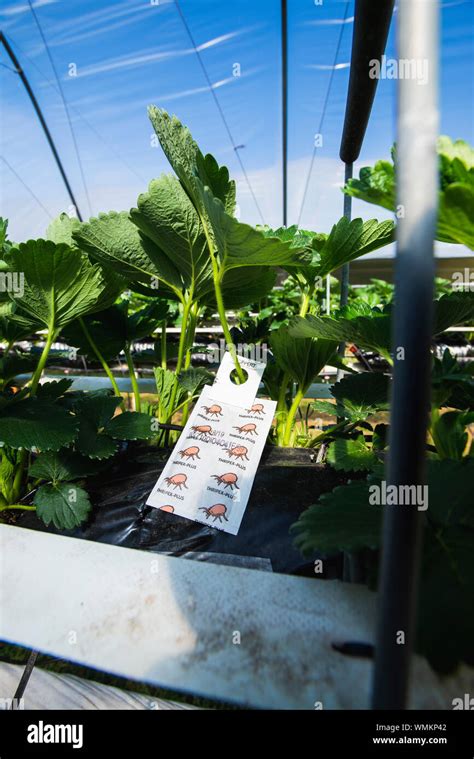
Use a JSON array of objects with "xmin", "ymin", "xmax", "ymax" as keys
[
  {"xmin": 332, "ymin": 641, "xmax": 374, "ymax": 659},
  {"xmin": 339, "ymin": 0, "xmax": 395, "ymax": 164},
  {"xmin": 159, "ymin": 422, "xmax": 184, "ymax": 432}
]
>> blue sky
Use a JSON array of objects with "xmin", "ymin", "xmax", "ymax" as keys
[{"xmin": 1, "ymin": 0, "xmax": 473, "ymax": 247}]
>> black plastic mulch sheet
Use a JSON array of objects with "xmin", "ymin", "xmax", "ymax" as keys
[{"xmin": 16, "ymin": 446, "xmax": 350, "ymax": 577}]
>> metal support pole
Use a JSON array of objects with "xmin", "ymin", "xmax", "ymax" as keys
[
  {"xmin": 372, "ymin": 0, "xmax": 439, "ymax": 709},
  {"xmin": 0, "ymin": 32, "xmax": 83, "ymax": 220},
  {"xmin": 11, "ymin": 650, "xmax": 38, "ymax": 708},
  {"xmin": 281, "ymin": 0, "xmax": 288, "ymax": 227},
  {"xmin": 340, "ymin": 162, "xmax": 353, "ymax": 309},
  {"xmin": 337, "ymin": 162, "xmax": 353, "ymax": 384}
]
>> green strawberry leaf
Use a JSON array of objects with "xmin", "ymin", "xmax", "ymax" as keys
[
  {"xmin": 433, "ymin": 292, "xmax": 474, "ymax": 334},
  {"xmin": 331, "ymin": 371, "xmax": 390, "ymax": 409},
  {"xmin": 147, "ymin": 106, "xmax": 235, "ymax": 218},
  {"xmin": 62, "ymin": 304, "xmax": 127, "ymax": 361},
  {"xmin": 291, "ymin": 480, "xmax": 382, "ymax": 555},
  {"xmin": 34, "ymin": 482, "xmax": 92, "ymax": 529},
  {"xmin": 29, "ymin": 450, "xmax": 102, "ymax": 482},
  {"xmin": 315, "ymin": 217, "xmax": 394, "ymax": 278},
  {"xmin": 5, "ymin": 240, "xmax": 108, "ymax": 331},
  {"xmin": 200, "ymin": 185, "xmax": 310, "ymax": 270},
  {"xmin": 73, "ymin": 211, "xmax": 166, "ymax": 286},
  {"xmin": 130, "ymin": 175, "xmax": 211, "ymax": 296},
  {"xmin": 0, "ymin": 398, "xmax": 78, "ymax": 451},
  {"xmin": 46, "ymin": 213, "xmax": 81, "ymax": 246},
  {"xmin": 177, "ymin": 367, "xmax": 213, "ymax": 396},
  {"xmin": 74, "ymin": 394, "xmax": 122, "ymax": 460},
  {"xmin": 327, "ymin": 436, "xmax": 378, "ymax": 472},
  {"xmin": 289, "ymin": 309, "xmax": 392, "ymax": 362},
  {"xmin": 271, "ymin": 326, "xmax": 337, "ymax": 392},
  {"xmin": 417, "ymin": 525, "xmax": 474, "ymax": 672},
  {"xmin": 104, "ymin": 412, "xmax": 155, "ymax": 440},
  {"xmin": 36, "ymin": 379, "xmax": 74, "ymax": 400}
]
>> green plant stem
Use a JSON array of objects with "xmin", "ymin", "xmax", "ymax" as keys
[
  {"xmin": 13, "ymin": 329, "xmax": 51, "ymax": 507},
  {"xmin": 176, "ymin": 300, "xmax": 192, "ymax": 376},
  {"xmin": 10, "ymin": 449, "xmax": 28, "ymax": 503},
  {"xmin": 308, "ymin": 419, "xmax": 360, "ymax": 448},
  {"xmin": 299, "ymin": 291, "xmax": 311, "ymax": 318},
  {"xmin": 213, "ymin": 274, "xmax": 245, "ymax": 383},
  {"xmin": 276, "ymin": 375, "xmax": 291, "ymax": 444},
  {"xmin": 201, "ymin": 218, "xmax": 245, "ymax": 383},
  {"xmin": 276, "ymin": 290, "xmax": 312, "ymax": 445},
  {"xmin": 162, "ymin": 299, "xmax": 193, "ymax": 445},
  {"xmin": 0, "ymin": 503, "xmax": 36, "ymax": 512},
  {"xmin": 167, "ymin": 299, "xmax": 192, "ymax": 417},
  {"xmin": 14, "ymin": 327, "xmax": 55, "ymax": 504},
  {"xmin": 160, "ymin": 320, "xmax": 167, "ymax": 369},
  {"xmin": 181, "ymin": 303, "xmax": 200, "ymax": 425},
  {"xmin": 184, "ymin": 302, "xmax": 199, "ymax": 370},
  {"xmin": 124, "ymin": 344, "xmax": 141, "ymax": 412},
  {"xmin": 29, "ymin": 328, "xmax": 56, "ymax": 396},
  {"xmin": 4, "ymin": 340, "xmax": 13, "ymax": 358},
  {"xmin": 171, "ymin": 393, "xmax": 199, "ymax": 417},
  {"xmin": 79, "ymin": 317, "xmax": 122, "ymax": 399},
  {"xmin": 282, "ymin": 386, "xmax": 305, "ymax": 447}
]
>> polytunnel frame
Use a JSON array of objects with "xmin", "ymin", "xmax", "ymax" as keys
[{"xmin": 1, "ymin": 0, "xmax": 440, "ymax": 711}]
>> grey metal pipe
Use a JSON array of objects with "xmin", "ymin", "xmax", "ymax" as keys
[
  {"xmin": 339, "ymin": 162, "xmax": 353, "ymax": 308},
  {"xmin": 337, "ymin": 162, "xmax": 353, "ymax": 385},
  {"xmin": 372, "ymin": 0, "xmax": 439, "ymax": 709}
]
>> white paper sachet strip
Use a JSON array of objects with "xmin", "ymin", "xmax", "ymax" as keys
[
  {"xmin": 146, "ymin": 384, "xmax": 276, "ymax": 535},
  {"xmin": 208, "ymin": 351, "xmax": 267, "ymax": 408}
]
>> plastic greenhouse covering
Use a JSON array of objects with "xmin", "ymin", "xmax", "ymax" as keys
[{"xmin": 1, "ymin": 0, "xmax": 472, "ymax": 267}]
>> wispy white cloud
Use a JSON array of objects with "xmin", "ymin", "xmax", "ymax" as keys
[
  {"xmin": 306, "ymin": 62, "xmax": 350, "ymax": 70},
  {"xmin": 1, "ymin": 0, "xmax": 58, "ymax": 16},
  {"xmin": 68, "ymin": 28, "xmax": 246, "ymax": 80},
  {"xmin": 61, "ymin": 77, "xmax": 238, "ymax": 120},
  {"xmin": 44, "ymin": 0, "xmax": 147, "ymax": 37},
  {"xmin": 48, "ymin": 0, "xmax": 172, "ymax": 48},
  {"xmin": 1, "ymin": 0, "xmax": 57, "ymax": 17},
  {"xmin": 196, "ymin": 31, "xmax": 241, "ymax": 51},
  {"xmin": 306, "ymin": 16, "xmax": 354, "ymax": 26},
  {"xmin": 156, "ymin": 76, "xmax": 235, "ymax": 103},
  {"xmin": 46, "ymin": 7, "xmax": 246, "ymax": 51},
  {"xmin": 70, "ymin": 47, "xmax": 192, "ymax": 79}
]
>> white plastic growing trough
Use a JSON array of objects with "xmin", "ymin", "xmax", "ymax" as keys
[{"xmin": 0, "ymin": 524, "xmax": 466, "ymax": 710}]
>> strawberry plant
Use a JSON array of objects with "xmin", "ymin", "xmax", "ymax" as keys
[
  {"xmin": 289, "ymin": 134, "xmax": 474, "ymax": 673},
  {"xmin": 261, "ymin": 219, "xmax": 395, "ymax": 444},
  {"xmin": 344, "ymin": 136, "xmax": 474, "ymax": 249},
  {"xmin": 0, "ymin": 235, "xmax": 156, "ymax": 526},
  {"xmin": 73, "ymin": 109, "xmax": 306, "ymax": 393}
]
